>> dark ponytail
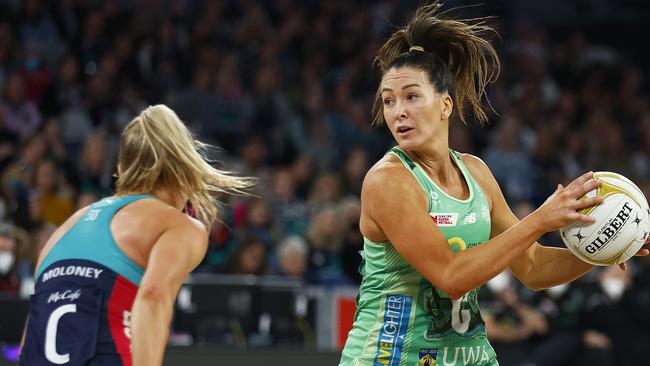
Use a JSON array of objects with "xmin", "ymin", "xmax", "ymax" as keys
[{"xmin": 373, "ymin": 2, "xmax": 500, "ymax": 125}]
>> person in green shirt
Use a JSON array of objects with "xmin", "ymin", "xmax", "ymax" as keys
[{"xmin": 339, "ymin": 3, "xmax": 649, "ymax": 366}]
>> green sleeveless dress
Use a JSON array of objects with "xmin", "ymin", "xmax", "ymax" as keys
[{"xmin": 340, "ymin": 147, "xmax": 498, "ymax": 366}]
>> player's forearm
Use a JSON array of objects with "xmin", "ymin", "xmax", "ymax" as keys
[
  {"xmin": 131, "ymin": 291, "xmax": 174, "ymax": 366},
  {"xmin": 518, "ymin": 245, "xmax": 593, "ymax": 290},
  {"xmin": 440, "ymin": 213, "xmax": 545, "ymax": 298}
]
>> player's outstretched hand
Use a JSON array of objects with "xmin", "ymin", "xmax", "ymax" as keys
[{"xmin": 533, "ymin": 171, "xmax": 604, "ymax": 233}]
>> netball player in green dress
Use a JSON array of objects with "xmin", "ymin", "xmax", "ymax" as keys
[{"xmin": 339, "ymin": 3, "xmax": 648, "ymax": 366}]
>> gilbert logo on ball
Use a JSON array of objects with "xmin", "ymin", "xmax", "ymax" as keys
[{"xmin": 560, "ymin": 172, "xmax": 650, "ymax": 266}]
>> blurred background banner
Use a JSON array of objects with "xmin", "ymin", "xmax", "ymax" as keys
[
  {"xmin": 0, "ymin": 0, "xmax": 649, "ymax": 365},
  {"xmin": 169, "ymin": 275, "xmax": 359, "ymax": 350}
]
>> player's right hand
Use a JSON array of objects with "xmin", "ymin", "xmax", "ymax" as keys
[{"xmin": 533, "ymin": 171, "xmax": 604, "ymax": 233}]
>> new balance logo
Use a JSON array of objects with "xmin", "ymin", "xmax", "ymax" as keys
[{"xmin": 463, "ymin": 213, "xmax": 477, "ymax": 225}]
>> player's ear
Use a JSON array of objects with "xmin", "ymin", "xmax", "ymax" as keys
[{"xmin": 441, "ymin": 93, "xmax": 453, "ymax": 120}]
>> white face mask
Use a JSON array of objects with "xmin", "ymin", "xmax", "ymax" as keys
[
  {"xmin": 601, "ymin": 278, "xmax": 626, "ymax": 301},
  {"xmin": 545, "ymin": 283, "xmax": 569, "ymax": 298},
  {"xmin": 487, "ymin": 271, "xmax": 511, "ymax": 293},
  {"xmin": 0, "ymin": 251, "xmax": 15, "ymax": 274}
]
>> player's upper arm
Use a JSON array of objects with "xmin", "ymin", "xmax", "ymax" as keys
[
  {"xmin": 138, "ymin": 216, "xmax": 208, "ymax": 302},
  {"xmin": 362, "ymin": 163, "xmax": 455, "ymax": 291},
  {"xmin": 461, "ymin": 154, "xmax": 540, "ymax": 284},
  {"xmin": 457, "ymin": 153, "xmax": 519, "ymax": 239}
]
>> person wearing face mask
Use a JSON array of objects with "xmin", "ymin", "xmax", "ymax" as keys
[
  {"xmin": 480, "ymin": 271, "xmax": 548, "ymax": 366},
  {"xmin": 580, "ymin": 265, "xmax": 650, "ymax": 366},
  {"xmin": 525, "ymin": 279, "xmax": 615, "ymax": 366}
]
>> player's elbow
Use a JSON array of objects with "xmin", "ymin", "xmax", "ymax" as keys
[
  {"xmin": 524, "ymin": 277, "xmax": 553, "ymax": 292},
  {"xmin": 445, "ymin": 284, "xmax": 472, "ymax": 300},
  {"xmin": 514, "ymin": 273, "xmax": 544, "ymax": 292},
  {"xmin": 445, "ymin": 290, "xmax": 464, "ymax": 301},
  {"xmin": 425, "ymin": 271, "xmax": 469, "ymax": 300},
  {"xmin": 435, "ymin": 280, "xmax": 466, "ymax": 301},
  {"xmin": 137, "ymin": 283, "xmax": 174, "ymax": 304},
  {"xmin": 524, "ymin": 282, "xmax": 544, "ymax": 292}
]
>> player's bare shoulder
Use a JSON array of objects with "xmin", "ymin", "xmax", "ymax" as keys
[
  {"xmin": 456, "ymin": 153, "xmax": 490, "ymax": 176},
  {"xmin": 457, "ymin": 152, "xmax": 497, "ymax": 182},
  {"xmin": 361, "ymin": 153, "xmax": 429, "ymax": 215},
  {"xmin": 141, "ymin": 199, "xmax": 207, "ymax": 235},
  {"xmin": 456, "ymin": 152, "xmax": 497, "ymax": 203},
  {"xmin": 363, "ymin": 153, "xmax": 413, "ymax": 192},
  {"xmin": 115, "ymin": 198, "xmax": 208, "ymax": 245},
  {"xmin": 152, "ymin": 203, "xmax": 209, "ymax": 262},
  {"xmin": 176, "ymin": 212, "xmax": 209, "ymax": 242}
]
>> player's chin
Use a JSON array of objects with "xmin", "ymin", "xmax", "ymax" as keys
[{"xmin": 396, "ymin": 138, "xmax": 421, "ymax": 151}]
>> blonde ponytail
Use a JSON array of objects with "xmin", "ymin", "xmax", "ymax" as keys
[{"xmin": 117, "ymin": 104, "xmax": 253, "ymax": 226}]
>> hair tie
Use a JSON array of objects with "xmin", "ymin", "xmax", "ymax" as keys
[{"xmin": 409, "ymin": 45, "xmax": 425, "ymax": 53}]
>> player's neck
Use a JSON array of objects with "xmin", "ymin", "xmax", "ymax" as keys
[
  {"xmin": 116, "ymin": 188, "xmax": 185, "ymax": 210},
  {"xmin": 410, "ymin": 145, "xmax": 459, "ymax": 187},
  {"xmin": 151, "ymin": 188, "xmax": 186, "ymax": 211}
]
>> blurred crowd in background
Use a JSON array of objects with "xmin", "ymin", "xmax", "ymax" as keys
[{"xmin": 0, "ymin": 0, "xmax": 649, "ymax": 364}]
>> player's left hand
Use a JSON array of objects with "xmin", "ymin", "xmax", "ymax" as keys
[{"xmin": 618, "ymin": 238, "xmax": 650, "ymax": 271}]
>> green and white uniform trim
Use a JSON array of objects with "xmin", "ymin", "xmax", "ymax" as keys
[{"xmin": 340, "ymin": 147, "xmax": 498, "ymax": 366}]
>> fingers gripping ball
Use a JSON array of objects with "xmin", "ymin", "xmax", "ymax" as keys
[{"xmin": 560, "ymin": 172, "xmax": 650, "ymax": 266}]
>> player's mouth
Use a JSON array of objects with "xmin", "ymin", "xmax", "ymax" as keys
[{"xmin": 397, "ymin": 126, "xmax": 414, "ymax": 136}]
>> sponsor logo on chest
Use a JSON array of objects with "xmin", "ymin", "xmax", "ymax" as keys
[
  {"xmin": 430, "ymin": 212, "xmax": 482, "ymax": 227},
  {"xmin": 430, "ymin": 213, "xmax": 459, "ymax": 226}
]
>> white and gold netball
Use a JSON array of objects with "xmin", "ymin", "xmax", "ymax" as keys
[{"xmin": 560, "ymin": 172, "xmax": 650, "ymax": 266}]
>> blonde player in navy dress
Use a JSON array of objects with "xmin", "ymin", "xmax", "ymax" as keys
[{"xmin": 20, "ymin": 105, "xmax": 251, "ymax": 365}]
